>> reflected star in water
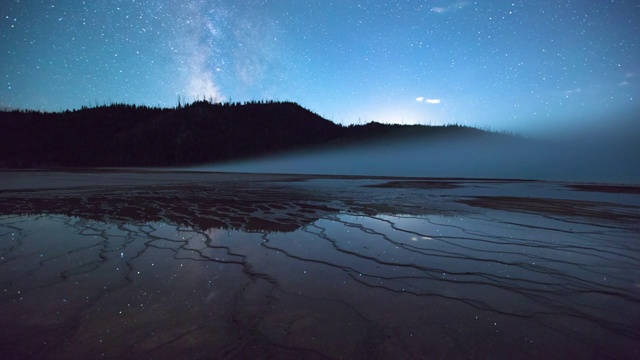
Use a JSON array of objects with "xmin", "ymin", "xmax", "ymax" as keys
[{"xmin": 0, "ymin": 172, "xmax": 639, "ymax": 358}]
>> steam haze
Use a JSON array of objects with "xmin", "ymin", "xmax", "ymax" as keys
[{"xmin": 194, "ymin": 120, "xmax": 640, "ymax": 184}]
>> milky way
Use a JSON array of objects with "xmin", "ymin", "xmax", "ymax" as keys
[{"xmin": 1, "ymin": 1, "xmax": 639, "ymax": 134}]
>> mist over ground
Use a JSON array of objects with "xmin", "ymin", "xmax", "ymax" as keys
[{"xmin": 191, "ymin": 118, "xmax": 640, "ymax": 184}]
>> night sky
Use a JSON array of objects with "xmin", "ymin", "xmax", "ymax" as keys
[{"xmin": 2, "ymin": 1, "xmax": 639, "ymax": 134}]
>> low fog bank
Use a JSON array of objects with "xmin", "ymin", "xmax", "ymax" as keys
[{"xmin": 189, "ymin": 125, "xmax": 639, "ymax": 184}]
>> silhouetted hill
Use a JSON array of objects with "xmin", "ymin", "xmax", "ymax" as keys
[
  {"xmin": 0, "ymin": 101, "xmax": 514, "ymax": 168},
  {"xmin": 339, "ymin": 121, "xmax": 508, "ymax": 143}
]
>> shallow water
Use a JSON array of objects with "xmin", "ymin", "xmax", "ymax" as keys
[{"xmin": 1, "ymin": 172, "xmax": 639, "ymax": 359}]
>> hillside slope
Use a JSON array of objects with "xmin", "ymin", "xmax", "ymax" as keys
[{"xmin": 0, "ymin": 101, "xmax": 510, "ymax": 168}]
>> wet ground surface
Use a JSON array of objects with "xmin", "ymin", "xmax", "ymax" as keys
[{"xmin": 1, "ymin": 171, "xmax": 639, "ymax": 359}]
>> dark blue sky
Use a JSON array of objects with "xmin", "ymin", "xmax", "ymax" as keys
[{"xmin": 1, "ymin": 1, "xmax": 638, "ymax": 134}]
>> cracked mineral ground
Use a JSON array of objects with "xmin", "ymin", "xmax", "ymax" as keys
[{"xmin": 1, "ymin": 171, "xmax": 639, "ymax": 359}]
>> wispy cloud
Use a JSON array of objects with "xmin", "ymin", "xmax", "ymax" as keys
[
  {"xmin": 431, "ymin": 1, "xmax": 470, "ymax": 14},
  {"xmin": 563, "ymin": 88, "xmax": 583, "ymax": 97},
  {"xmin": 616, "ymin": 73, "xmax": 635, "ymax": 87},
  {"xmin": 416, "ymin": 97, "xmax": 441, "ymax": 104}
]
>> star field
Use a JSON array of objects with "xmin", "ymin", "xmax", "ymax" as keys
[{"xmin": 1, "ymin": 0, "xmax": 639, "ymax": 134}]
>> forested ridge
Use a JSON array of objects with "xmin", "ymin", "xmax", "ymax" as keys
[{"xmin": 0, "ymin": 100, "xmax": 507, "ymax": 168}]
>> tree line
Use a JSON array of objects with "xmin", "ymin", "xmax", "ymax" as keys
[{"xmin": 0, "ymin": 100, "xmax": 506, "ymax": 168}]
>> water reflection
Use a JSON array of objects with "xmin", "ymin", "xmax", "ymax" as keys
[{"xmin": 1, "ymin": 179, "xmax": 639, "ymax": 359}]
